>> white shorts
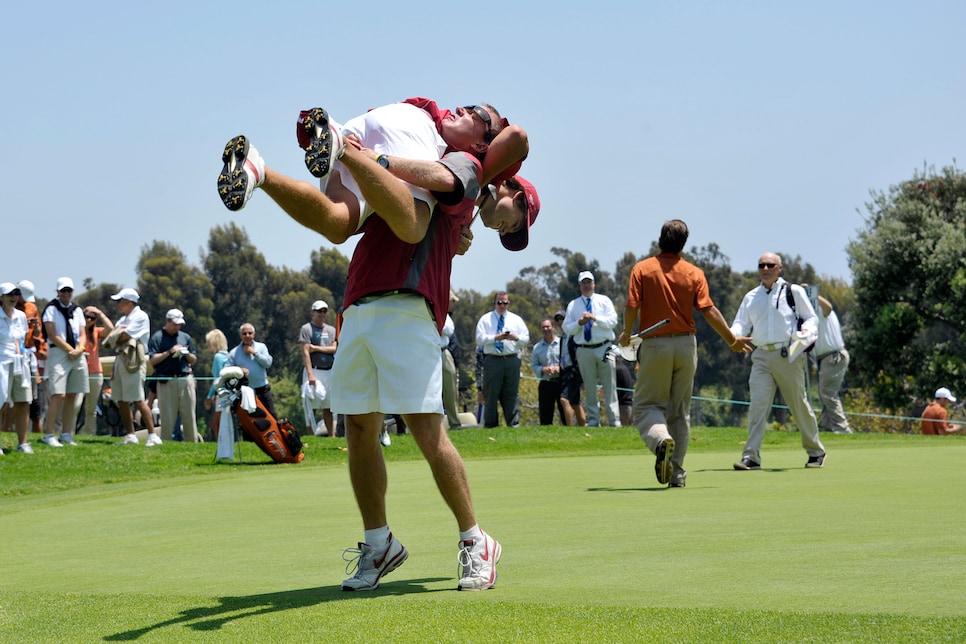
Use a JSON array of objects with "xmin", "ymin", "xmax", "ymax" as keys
[
  {"xmin": 46, "ymin": 346, "xmax": 90, "ymax": 396},
  {"xmin": 0, "ymin": 360, "xmax": 32, "ymax": 406},
  {"xmin": 331, "ymin": 294, "xmax": 443, "ymax": 416},
  {"xmin": 334, "ymin": 103, "xmax": 442, "ymax": 231}
]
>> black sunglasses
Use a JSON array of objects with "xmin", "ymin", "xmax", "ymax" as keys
[
  {"xmin": 464, "ymin": 105, "xmax": 496, "ymax": 144},
  {"xmin": 4, "ymin": 290, "xmax": 21, "ymax": 297},
  {"xmin": 758, "ymin": 262, "xmax": 777, "ymax": 269},
  {"xmin": 496, "ymin": 300, "xmax": 510, "ymax": 305}
]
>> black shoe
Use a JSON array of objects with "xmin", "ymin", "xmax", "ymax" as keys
[
  {"xmin": 300, "ymin": 108, "xmax": 345, "ymax": 179},
  {"xmin": 669, "ymin": 480, "xmax": 686, "ymax": 488},
  {"xmin": 733, "ymin": 457, "xmax": 761, "ymax": 470},
  {"xmin": 805, "ymin": 453, "xmax": 826, "ymax": 468},
  {"xmin": 655, "ymin": 438, "xmax": 675, "ymax": 485}
]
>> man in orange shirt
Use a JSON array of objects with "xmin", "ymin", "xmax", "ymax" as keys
[
  {"xmin": 619, "ymin": 220, "xmax": 751, "ymax": 487},
  {"xmin": 920, "ymin": 387, "xmax": 961, "ymax": 435}
]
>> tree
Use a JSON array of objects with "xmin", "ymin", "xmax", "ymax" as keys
[
  {"xmin": 203, "ymin": 224, "xmax": 271, "ymax": 337},
  {"xmin": 136, "ymin": 240, "xmax": 215, "ymax": 334},
  {"xmin": 847, "ymin": 164, "xmax": 966, "ymax": 410},
  {"xmin": 307, "ymin": 247, "xmax": 350, "ymax": 312}
]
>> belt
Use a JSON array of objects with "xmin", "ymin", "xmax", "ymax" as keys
[
  {"xmin": 646, "ymin": 332, "xmax": 695, "ymax": 340},
  {"xmin": 577, "ymin": 341, "xmax": 608, "ymax": 349},
  {"xmin": 355, "ymin": 289, "xmax": 419, "ymax": 305},
  {"xmin": 757, "ymin": 341, "xmax": 789, "ymax": 351},
  {"xmin": 817, "ymin": 349, "xmax": 843, "ymax": 361},
  {"xmin": 485, "ymin": 353, "xmax": 518, "ymax": 359},
  {"xmin": 159, "ymin": 374, "xmax": 192, "ymax": 379}
]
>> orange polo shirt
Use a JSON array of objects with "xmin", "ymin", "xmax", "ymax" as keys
[
  {"xmin": 921, "ymin": 401, "xmax": 954, "ymax": 435},
  {"xmin": 626, "ymin": 253, "xmax": 714, "ymax": 336}
]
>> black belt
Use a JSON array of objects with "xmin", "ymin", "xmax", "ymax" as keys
[
  {"xmin": 158, "ymin": 373, "xmax": 191, "ymax": 379},
  {"xmin": 355, "ymin": 289, "xmax": 419, "ymax": 305},
  {"xmin": 817, "ymin": 349, "xmax": 843, "ymax": 361},
  {"xmin": 577, "ymin": 341, "xmax": 608, "ymax": 349},
  {"xmin": 485, "ymin": 353, "xmax": 518, "ymax": 359}
]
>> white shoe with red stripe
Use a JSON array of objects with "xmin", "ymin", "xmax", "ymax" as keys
[
  {"xmin": 217, "ymin": 135, "xmax": 265, "ymax": 211},
  {"xmin": 341, "ymin": 532, "xmax": 409, "ymax": 591},
  {"xmin": 457, "ymin": 531, "xmax": 502, "ymax": 591}
]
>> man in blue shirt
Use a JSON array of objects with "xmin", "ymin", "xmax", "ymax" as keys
[
  {"xmin": 226, "ymin": 322, "xmax": 276, "ymax": 420},
  {"xmin": 147, "ymin": 309, "xmax": 199, "ymax": 442},
  {"xmin": 530, "ymin": 318, "xmax": 564, "ymax": 425}
]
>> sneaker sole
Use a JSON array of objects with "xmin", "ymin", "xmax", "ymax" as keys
[
  {"xmin": 218, "ymin": 135, "xmax": 252, "ymax": 211},
  {"xmin": 302, "ymin": 108, "xmax": 336, "ymax": 178},
  {"xmin": 342, "ymin": 545, "xmax": 409, "ymax": 592},
  {"xmin": 655, "ymin": 438, "xmax": 675, "ymax": 485}
]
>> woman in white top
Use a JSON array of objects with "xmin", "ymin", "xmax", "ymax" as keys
[{"xmin": 0, "ymin": 282, "xmax": 34, "ymax": 454}]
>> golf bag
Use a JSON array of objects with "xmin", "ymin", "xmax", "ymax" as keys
[
  {"xmin": 233, "ymin": 396, "xmax": 304, "ymax": 464},
  {"xmin": 218, "ymin": 366, "xmax": 304, "ymax": 464}
]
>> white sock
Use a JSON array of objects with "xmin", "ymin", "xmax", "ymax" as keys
[
  {"xmin": 459, "ymin": 524, "xmax": 484, "ymax": 543},
  {"xmin": 364, "ymin": 526, "xmax": 391, "ymax": 549}
]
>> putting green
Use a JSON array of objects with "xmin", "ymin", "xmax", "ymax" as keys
[{"xmin": 2, "ymin": 444, "xmax": 963, "ymax": 621}]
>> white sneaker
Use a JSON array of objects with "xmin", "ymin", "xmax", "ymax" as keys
[
  {"xmin": 145, "ymin": 433, "xmax": 163, "ymax": 447},
  {"xmin": 379, "ymin": 428, "xmax": 391, "ymax": 447},
  {"xmin": 41, "ymin": 434, "xmax": 64, "ymax": 447},
  {"xmin": 0, "ymin": 446, "xmax": 4, "ymax": 455},
  {"xmin": 342, "ymin": 533, "xmax": 409, "ymax": 591},
  {"xmin": 457, "ymin": 531, "xmax": 501, "ymax": 591},
  {"xmin": 299, "ymin": 108, "xmax": 345, "ymax": 179},
  {"xmin": 217, "ymin": 135, "xmax": 265, "ymax": 211},
  {"xmin": 122, "ymin": 433, "xmax": 139, "ymax": 445},
  {"xmin": 16, "ymin": 443, "xmax": 34, "ymax": 454},
  {"xmin": 60, "ymin": 433, "xmax": 78, "ymax": 446}
]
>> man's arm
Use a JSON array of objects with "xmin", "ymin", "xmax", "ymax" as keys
[
  {"xmin": 701, "ymin": 306, "xmax": 752, "ymax": 353},
  {"xmin": 300, "ymin": 341, "xmax": 315, "ymax": 384},
  {"xmin": 481, "ymin": 125, "xmax": 528, "ymax": 186},
  {"xmin": 596, "ymin": 296, "xmax": 619, "ymax": 330},
  {"xmin": 816, "ymin": 294, "xmax": 833, "ymax": 317},
  {"xmin": 619, "ymin": 305, "xmax": 639, "ymax": 346},
  {"xmin": 254, "ymin": 343, "xmax": 273, "ymax": 369}
]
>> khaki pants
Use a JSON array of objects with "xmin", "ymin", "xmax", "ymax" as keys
[
  {"xmin": 158, "ymin": 375, "xmax": 198, "ymax": 442},
  {"xmin": 633, "ymin": 334, "xmax": 696, "ymax": 482},
  {"xmin": 743, "ymin": 348, "xmax": 825, "ymax": 464}
]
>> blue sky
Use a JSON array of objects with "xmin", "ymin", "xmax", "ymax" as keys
[{"xmin": 3, "ymin": 1, "xmax": 964, "ymax": 303}]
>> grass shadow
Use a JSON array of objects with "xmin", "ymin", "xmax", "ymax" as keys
[{"xmin": 103, "ymin": 577, "xmax": 449, "ymax": 640}]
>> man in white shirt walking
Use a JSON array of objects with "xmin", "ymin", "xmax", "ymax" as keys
[
  {"xmin": 730, "ymin": 254, "xmax": 826, "ymax": 469},
  {"xmin": 562, "ymin": 271, "xmax": 620, "ymax": 427}
]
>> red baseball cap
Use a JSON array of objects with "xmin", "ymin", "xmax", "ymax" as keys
[{"xmin": 500, "ymin": 176, "xmax": 540, "ymax": 251}]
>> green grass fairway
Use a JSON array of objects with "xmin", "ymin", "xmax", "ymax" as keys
[{"xmin": 1, "ymin": 429, "xmax": 964, "ymax": 642}]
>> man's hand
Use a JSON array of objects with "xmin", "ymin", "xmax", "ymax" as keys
[{"xmin": 456, "ymin": 225, "xmax": 474, "ymax": 255}]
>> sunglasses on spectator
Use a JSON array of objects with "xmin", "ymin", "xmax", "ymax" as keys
[
  {"xmin": 496, "ymin": 300, "xmax": 510, "ymax": 305},
  {"xmin": 3, "ymin": 291, "xmax": 21, "ymax": 297},
  {"xmin": 464, "ymin": 105, "xmax": 496, "ymax": 144},
  {"xmin": 758, "ymin": 262, "xmax": 778, "ymax": 269}
]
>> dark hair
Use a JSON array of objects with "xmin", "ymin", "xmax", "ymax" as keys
[{"xmin": 659, "ymin": 219, "xmax": 689, "ymax": 253}]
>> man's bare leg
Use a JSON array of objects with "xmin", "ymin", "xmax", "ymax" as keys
[
  {"xmin": 345, "ymin": 413, "xmax": 389, "ymax": 529},
  {"xmin": 403, "ymin": 413, "xmax": 476, "ymax": 531}
]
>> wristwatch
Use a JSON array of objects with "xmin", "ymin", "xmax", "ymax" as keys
[{"xmin": 376, "ymin": 154, "xmax": 390, "ymax": 170}]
